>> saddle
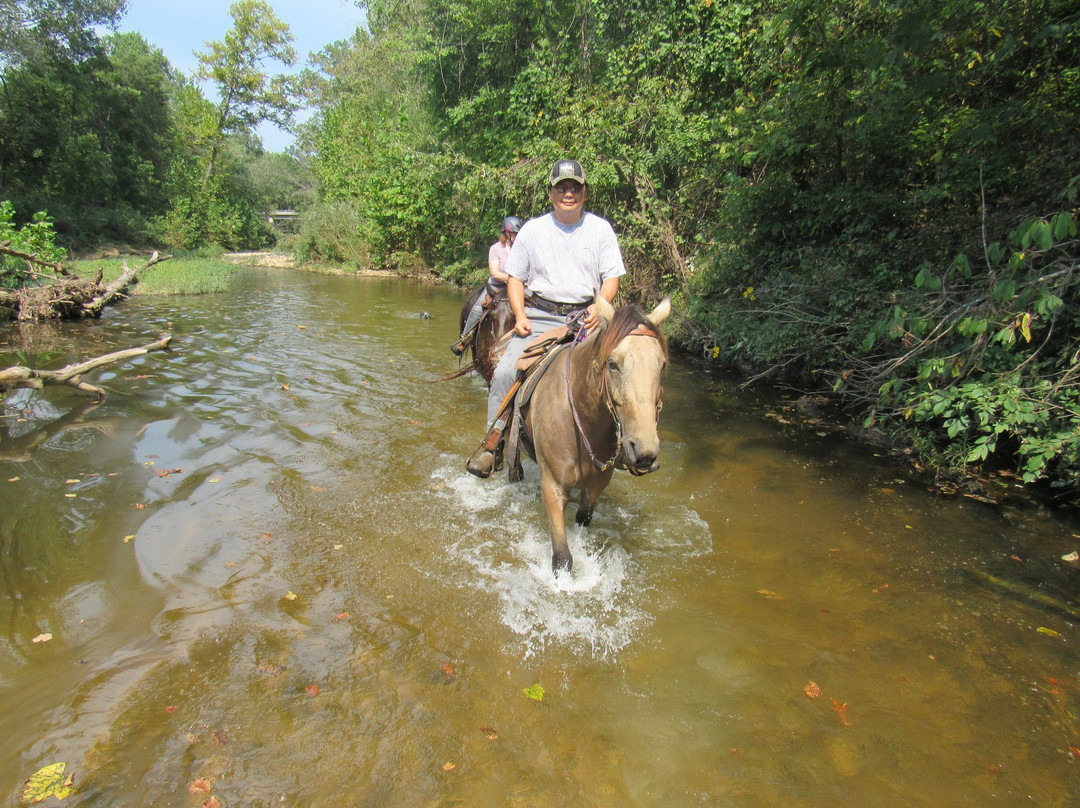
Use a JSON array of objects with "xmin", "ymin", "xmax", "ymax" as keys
[{"xmin": 502, "ymin": 325, "xmax": 576, "ymax": 482}]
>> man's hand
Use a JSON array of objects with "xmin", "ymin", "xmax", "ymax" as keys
[
  {"xmin": 583, "ymin": 304, "xmax": 599, "ymax": 332},
  {"xmin": 514, "ymin": 316, "xmax": 533, "ymax": 337}
]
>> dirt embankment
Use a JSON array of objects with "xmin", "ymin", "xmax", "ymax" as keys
[{"xmin": 223, "ymin": 252, "xmax": 296, "ymax": 268}]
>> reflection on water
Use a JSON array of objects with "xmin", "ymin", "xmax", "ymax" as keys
[{"xmin": 1, "ymin": 268, "xmax": 1079, "ymax": 806}]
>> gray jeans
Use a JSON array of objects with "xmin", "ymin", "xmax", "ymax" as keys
[{"xmin": 486, "ymin": 308, "xmax": 567, "ymax": 426}]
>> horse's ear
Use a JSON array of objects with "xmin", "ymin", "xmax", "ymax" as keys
[
  {"xmin": 647, "ymin": 297, "xmax": 671, "ymax": 327},
  {"xmin": 595, "ymin": 294, "xmax": 615, "ymax": 325}
]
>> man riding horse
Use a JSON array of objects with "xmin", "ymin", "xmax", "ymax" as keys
[{"xmin": 466, "ymin": 158, "xmax": 626, "ymax": 478}]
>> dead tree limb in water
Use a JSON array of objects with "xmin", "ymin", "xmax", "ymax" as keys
[
  {"xmin": 0, "ymin": 251, "xmax": 170, "ymax": 322},
  {"xmin": 0, "ymin": 335, "xmax": 173, "ymax": 400}
]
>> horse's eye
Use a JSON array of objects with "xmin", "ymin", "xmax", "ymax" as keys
[{"xmin": 606, "ymin": 358, "xmax": 620, "ymax": 374}]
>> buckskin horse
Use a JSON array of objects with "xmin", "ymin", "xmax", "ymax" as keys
[{"xmin": 517, "ymin": 295, "xmax": 671, "ymax": 574}]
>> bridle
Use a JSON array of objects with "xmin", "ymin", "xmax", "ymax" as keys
[{"xmin": 565, "ymin": 323, "xmax": 664, "ymax": 472}]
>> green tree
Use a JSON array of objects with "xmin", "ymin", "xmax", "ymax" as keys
[
  {"xmin": 194, "ymin": 0, "xmax": 298, "ymax": 184},
  {"xmin": 0, "ymin": 0, "xmax": 126, "ymax": 67}
]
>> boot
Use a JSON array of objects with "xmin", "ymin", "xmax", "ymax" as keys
[
  {"xmin": 466, "ymin": 426, "xmax": 504, "ymax": 478},
  {"xmin": 450, "ymin": 338, "xmax": 466, "ymax": 357},
  {"xmin": 466, "ymin": 445, "xmax": 497, "ymax": 478}
]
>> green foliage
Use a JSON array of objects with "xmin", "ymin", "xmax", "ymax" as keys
[
  {"xmin": 0, "ymin": 201, "xmax": 66, "ymax": 287},
  {"xmin": 195, "ymin": 0, "xmax": 299, "ymax": 185}
]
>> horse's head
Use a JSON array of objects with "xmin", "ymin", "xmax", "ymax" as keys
[{"xmin": 594, "ymin": 296, "xmax": 671, "ymax": 475}]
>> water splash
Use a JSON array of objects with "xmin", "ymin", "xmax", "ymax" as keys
[{"xmin": 431, "ymin": 458, "xmax": 661, "ymax": 659}]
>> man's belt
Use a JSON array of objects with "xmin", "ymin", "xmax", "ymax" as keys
[{"xmin": 527, "ymin": 295, "xmax": 589, "ymax": 316}]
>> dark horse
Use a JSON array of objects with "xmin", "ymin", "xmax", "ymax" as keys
[
  {"xmin": 520, "ymin": 295, "xmax": 671, "ymax": 573},
  {"xmin": 456, "ymin": 283, "xmax": 514, "ymax": 385}
]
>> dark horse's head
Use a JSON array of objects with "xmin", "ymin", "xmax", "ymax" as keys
[{"xmin": 593, "ymin": 297, "xmax": 671, "ymax": 475}]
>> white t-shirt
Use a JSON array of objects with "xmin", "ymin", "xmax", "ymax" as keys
[{"xmin": 504, "ymin": 211, "xmax": 626, "ymax": 304}]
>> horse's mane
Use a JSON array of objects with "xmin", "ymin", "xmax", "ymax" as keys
[{"xmin": 596, "ymin": 304, "xmax": 669, "ymax": 363}]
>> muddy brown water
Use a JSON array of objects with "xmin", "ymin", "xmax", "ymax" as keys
[{"xmin": 1, "ymin": 267, "xmax": 1078, "ymax": 806}]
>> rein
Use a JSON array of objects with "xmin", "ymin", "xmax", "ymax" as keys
[{"xmin": 565, "ymin": 324, "xmax": 662, "ymax": 472}]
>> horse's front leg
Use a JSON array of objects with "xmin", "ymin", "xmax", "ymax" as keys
[
  {"xmin": 574, "ymin": 472, "xmax": 613, "ymax": 527},
  {"xmin": 540, "ymin": 478, "xmax": 572, "ymax": 574},
  {"xmin": 574, "ymin": 485, "xmax": 602, "ymax": 527}
]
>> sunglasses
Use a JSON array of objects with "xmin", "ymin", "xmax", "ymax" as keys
[{"xmin": 553, "ymin": 181, "xmax": 584, "ymax": 194}]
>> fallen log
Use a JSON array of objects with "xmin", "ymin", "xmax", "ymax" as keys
[
  {"xmin": 0, "ymin": 251, "xmax": 169, "ymax": 322},
  {"xmin": 0, "ymin": 335, "xmax": 173, "ymax": 400}
]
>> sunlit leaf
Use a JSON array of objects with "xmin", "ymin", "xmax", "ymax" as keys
[
  {"xmin": 1019, "ymin": 312, "xmax": 1032, "ymax": 343},
  {"xmin": 523, "ymin": 684, "xmax": 545, "ymax": 702},
  {"xmin": 756, "ymin": 589, "xmax": 785, "ymax": 600},
  {"xmin": 31, "ymin": 633, "xmax": 52, "ymax": 643},
  {"xmin": 188, "ymin": 777, "xmax": 213, "ymax": 794},
  {"xmin": 441, "ymin": 663, "xmax": 454, "ymax": 676},
  {"xmin": 284, "ymin": 591, "xmax": 298, "ymax": 601},
  {"xmin": 306, "ymin": 685, "xmax": 320, "ymax": 697},
  {"xmin": 481, "ymin": 726, "xmax": 499, "ymax": 740},
  {"xmin": 804, "ymin": 681, "xmax": 822, "ymax": 699},
  {"xmin": 123, "ymin": 535, "xmax": 135, "ymax": 543},
  {"xmin": 20, "ymin": 762, "xmax": 74, "ymax": 804},
  {"xmin": 334, "ymin": 612, "xmax": 350, "ymax": 621},
  {"xmin": 203, "ymin": 797, "xmax": 221, "ymax": 808},
  {"xmin": 1037, "ymin": 627, "xmax": 1060, "ymax": 637},
  {"xmin": 831, "ymin": 699, "xmax": 854, "ymax": 726},
  {"xmin": 442, "ymin": 761, "xmax": 456, "ymax": 771}
]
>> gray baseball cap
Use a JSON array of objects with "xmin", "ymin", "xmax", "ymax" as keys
[{"xmin": 549, "ymin": 159, "xmax": 586, "ymax": 186}]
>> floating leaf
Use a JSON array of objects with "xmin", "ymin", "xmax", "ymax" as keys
[
  {"xmin": 334, "ymin": 612, "xmax": 350, "ymax": 621},
  {"xmin": 305, "ymin": 685, "xmax": 320, "ymax": 697},
  {"xmin": 442, "ymin": 761, "xmax": 456, "ymax": 771},
  {"xmin": 123, "ymin": 535, "xmax": 135, "ymax": 543},
  {"xmin": 831, "ymin": 699, "xmax": 854, "ymax": 726},
  {"xmin": 1062, "ymin": 551, "xmax": 1078, "ymax": 562},
  {"xmin": 21, "ymin": 763, "xmax": 74, "ymax": 804},
  {"xmin": 756, "ymin": 589, "xmax": 785, "ymax": 600},
  {"xmin": 188, "ymin": 777, "xmax": 213, "ymax": 794},
  {"xmin": 481, "ymin": 726, "xmax": 499, "ymax": 740},
  {"xmin": 31, "ymin": 633, "xmax": 52, "ymax": 644},
  {"xmin": 523, "ymin": 684, "xmax": 546, "ymax": 702},
  {"xmin": 284, "ymin": 591, "xmax": 298, "ymax": 601},
  {"xmin": 804, "ymin": 681, "xmax": 822, "ymax": 699},
  {"xmin": 1037, "ymin": 627, "xmax": 1060, "ymax": 637},
  {"xmin": 203, "ymin": 798, "xmax": 221, "ymax": 808},
  {"xmin": 441, "ymin": 663, "xmax": 454, "ymax": 676}
]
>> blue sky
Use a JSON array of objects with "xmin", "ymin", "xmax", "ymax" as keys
[{"xmin": 114, "ymin": 0, "xmax": 368, "ymax": 152}]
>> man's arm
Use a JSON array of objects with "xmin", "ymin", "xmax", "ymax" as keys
[
  {"xmin": 584, "ymin": 276, "xmax": 620, "ymax": 331},
  {"xmin": 508, "ymin": 276, "xmax": 531, "ymax": 336}
]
